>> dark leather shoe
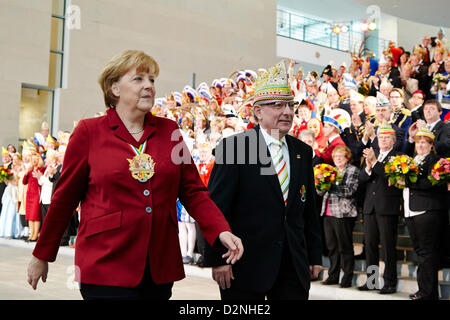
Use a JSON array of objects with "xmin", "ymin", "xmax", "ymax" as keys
[
  {"xmin": 410, "ymin": 293, "xmax": 425, "ymax": 300},
  {"xmin": 379, "ymin": 286, "xmax": 397, "ymax": 294},
  {"xmin": 340, "ymin": 281, "xmax": 352, "ymax": 288},
  {"xmin": 321, "ymin": 278, "xmax": 339, "ymax": 285},
  {"xmin": 357, "ymin": 283, "xmax": 377, "ymax": 291}
]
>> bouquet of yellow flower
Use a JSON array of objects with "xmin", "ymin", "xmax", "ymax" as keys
[
  {"xmin": 0, "ymin": 166, "xmax": 13, "ymax": 183},
  {"xmin": 384, "ymin": 155, "xmax": 418, "ymax": 189},
  {"xmin": 313, "ymin": 163, "xmax": 342, "ymax": 192},
  {"xmin": 428, "ymin": 158, "xmax": 450, "ymax": 187}
]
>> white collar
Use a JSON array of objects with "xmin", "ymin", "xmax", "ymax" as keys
[
  {"xmin": 328, "ymin": 134, "xmax": 340, "ymax": 143},
  {"xmin": 427, "ymin": 119, "xmax": 440, "ymax": 130},
  {"xmin": 260, "ymin": 126, "xmax": 287, "ymax": 147},
  {"xmin": 414, "ymin": 153, "xmax": 429, "ymax": 164},
  {"xmin": 380, "ymin": 148, "xmax": 393, "ymax": 157},
  {"xmin": 411, "ymin": 104, "xmax": 422, "ymax": 112}
]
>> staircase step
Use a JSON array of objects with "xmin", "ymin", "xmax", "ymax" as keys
[{"xmin": 320, "ymin": 256, "xmax": 450, "ymax": 299}]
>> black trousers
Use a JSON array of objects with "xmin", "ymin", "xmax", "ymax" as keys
[
  {"xmin": 324, "ymin": 216, "xmax": 355, "ymax": 282},
  {"xmin": 79, "ymin": 260, "xmax": 173, "ymax": 300},
  {"xmin": 364, "ymin": 214, "xmax": 399, "ymax": 287},
  {"xmin": 219, "ymin": 243, "xmax": 309, "ymax": 300},
  {"xmin": 406, "ymin": 210, "xmax": 443, "ymax": 300},
  {"xmin": 41, "ymin": 204, "xmax": 50, "ymax": 223}
]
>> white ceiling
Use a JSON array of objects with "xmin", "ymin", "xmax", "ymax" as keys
[{"xmin": 353, "ymin": 0, "xmax": 450, "ymax": 28}]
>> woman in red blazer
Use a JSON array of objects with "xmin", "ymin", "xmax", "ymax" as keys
[{"xmin": 27, "ymin": 50, "xmax": 243, "ymax": 300}]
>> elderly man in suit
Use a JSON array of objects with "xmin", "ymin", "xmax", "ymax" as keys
[
  {"xmin": 358, "ymin": 123, "xmax": 403, "ymax": 294},
  {"xmin": 205, "ymin": 61, "xmax": 323, "ymax": 300}
]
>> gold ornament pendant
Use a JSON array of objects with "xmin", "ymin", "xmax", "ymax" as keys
[{"xmin": 127, "ymin": 153, "xmax": 155, "ymax": 182}]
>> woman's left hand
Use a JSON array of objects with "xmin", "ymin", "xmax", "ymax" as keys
[{"xmin": 218, "ymin": 231, "xmax": 244, "ymax": 265}]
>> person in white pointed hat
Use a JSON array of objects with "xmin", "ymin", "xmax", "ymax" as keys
[
  {"xmin": 338, "ymin": 62, "xmax": 347, "ymax": 80},
  {"xmin": 318, "ymin": 82, "xmax": 341, "ymax": 121},
  {"xmin": 349, "ymin": 89, "xmax": 366, "ymax": 124},
  {"xmin": 204, "ymin": 60, "xmax": 322, "ymax": 300},
  {"xmin": 288, "ymin": 60, "xmax": 306, "ymax": 102}
]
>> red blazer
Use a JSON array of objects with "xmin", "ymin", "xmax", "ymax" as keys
[
  {"xmin": 33, "ymin": 108, "xmax": 231, "ymax": 287},
  {"xmin": 314, "ymin": 135, "xmax": 345, "ymax": 165}
]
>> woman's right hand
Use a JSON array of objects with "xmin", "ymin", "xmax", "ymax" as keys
[{"xmin": 27, "ymin": 256, "xmax": 48, "ymax": 290}]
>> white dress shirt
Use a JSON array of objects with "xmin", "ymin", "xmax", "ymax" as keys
[
  {"xmin": 403, "ymin": 154, "xmax": 427, "ymax": 218},
  {"xmin": 365, "ymin": 148, "xmax": 393, "ymax": 176},
  {"xmin": 426, "ymin": 119, "xmax": 440, "ymax": 131},
  {"xmin": 38, "ymin": 167, "xmax": 54, "ymax": 205}
]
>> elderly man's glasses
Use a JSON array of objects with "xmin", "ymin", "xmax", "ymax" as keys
[{"xmin": 258, "ymin": 101, "xmax": 299, "ymax": 110}]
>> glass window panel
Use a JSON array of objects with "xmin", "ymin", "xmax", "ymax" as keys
[
  {"xmin": 49, "ymin": 52, "xmax": 63, "ymax": 88},
  {"xmin": 52, "ymin": 0, "xmax": 66, "ymax": 16},
  {"xmin": 50, "ymin": 17, "xmax": 64, "ymax": 52},
  {"xmin": 19, "ymin": 88, "xmax": 53, "ymax": 143}
]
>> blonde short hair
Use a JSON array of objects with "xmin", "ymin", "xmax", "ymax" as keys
[
  {"xmin": 332, "ymin": 145, "xmax": 353, "ymax": 163},
  {"xmin": 98, "ymin": 50, "xmax": 159, "ymax": 108}
]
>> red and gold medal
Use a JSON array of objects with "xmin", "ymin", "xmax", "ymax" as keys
[{"xmin": 127, "ymin": 141, "xmax": 155, "ymax": 182}]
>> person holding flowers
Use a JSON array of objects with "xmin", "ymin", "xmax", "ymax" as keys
[
  {"xmin": 402, "ymin": 127, "xmax": 448, "ymax": 300},
  {"xmin": 0, "ymin": 161, "xmax": 19, "ymax": 238},
  {"xmin": 358, "ymin": 123, "xmax": 403, "ymax": 294},
  {"xmin": 317, "ymin": 146, "xmax": 360, "ymax": 288},
  {"xmin": 428, "ymin": 157, "xmax": 450, "ymax": 190},
  {"xmin": 0, "ymin": 147, "xmax": 12, "ymax": 214}
]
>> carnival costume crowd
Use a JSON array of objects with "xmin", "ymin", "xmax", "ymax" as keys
[{"xmin": 2, "ymin": 30, "xmax": 450, "ymax": 300}]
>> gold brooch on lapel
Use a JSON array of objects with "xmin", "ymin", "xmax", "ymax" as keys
[{"xmin": 296, "ymin": 154, "xmax": 301, "ymax": 159}]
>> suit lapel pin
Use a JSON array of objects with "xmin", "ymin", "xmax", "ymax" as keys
[{"xmin": 296, "ymin": 154, "xmax": 301, "ymax": 159}]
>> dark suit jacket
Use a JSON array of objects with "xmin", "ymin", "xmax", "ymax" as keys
[
  {"xmin": 369, "ymin": 70, "xmax": 402, "ymax": 96},
  {"xmin": 205, "ymin": 125, "xmax": 322, "ymax": 293},
  {"xmin": 341, "ymin": 126, "xmax": 365, "ymax": 168},
  {"xmin": 411, "ymin": 65, "xmax": 432, "ymax": 98},
  {"xmin": 402, "ymin": 152, "xmax": 447, "ymax": 212},
  {"xmin": 411, "ymin": 105, "xmax": 424, "ymax": 124},
  {"xmin": 49, "ymin": 164, "xmax": 62, "ymax": 196},
  {"xmin": 359, "ymin": 149, "xmax": 403, "ymax": 215},
  {"xmin": 312, "ymin": 155, "xmax": 324, "ymax": 167},
  {"xmin": 432, "ymin": 121, "xmax": 450, "ymax": 157}
]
